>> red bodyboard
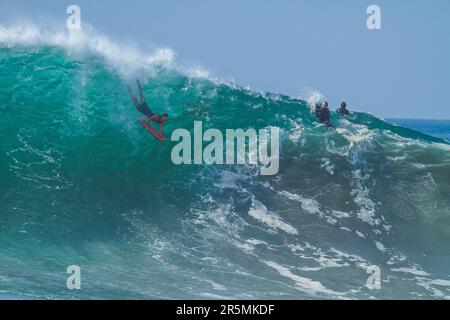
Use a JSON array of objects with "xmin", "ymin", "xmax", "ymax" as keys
[{"xmin": 139, "ymin": 120, "xmax": 166, "ymax": 141}]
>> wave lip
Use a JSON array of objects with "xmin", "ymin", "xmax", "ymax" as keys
[{"xmin": 0, "ymin": 23, "xmax": 175, "ymax": 77}]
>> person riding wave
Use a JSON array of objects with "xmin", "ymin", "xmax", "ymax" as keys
[
  {"xmin": 315, "ymin": 101, "xmax": 332, "ymax": 128},
  {"xmin": 337, "ymin": 102, "xmax": 350, "ymax": 116},
  {"xmin": 129, "ymin": 80, "xmax": 168, "ymax": 139}
]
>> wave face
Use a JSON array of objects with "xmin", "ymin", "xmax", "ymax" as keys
[{"xmin": 1, "ymin": 26, "xmax": 450, "ymax": 299}]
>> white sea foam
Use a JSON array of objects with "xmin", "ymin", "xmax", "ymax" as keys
[
  {"xmin": 213, "ymin": 170, "xmax": 243, "ymax": 190},
  {"xmin": 374, "ymin": 241, "xmax": 386, "ymax": 252},
  {"xmin": 391, "ymin": 267, "xmax": 430, "ymax": 277},
  {"xmin": 278, "ymin": 191, "xmax": 321, "ymax": 215},
  {"xmin": 299, "ymin": 87, "xmax": 324, "ymax": 112},
  {"xmin": 0, "ymin": 23, "xmax": 182, "ymax": 79},
  {"xmin": 415, "ymin": 277, "xmax": 450, "ymax": 299},
  {"xmin": 355, "ymin": 231, "xmax": 366, "ymax": 238},
  {"xmin": 263, "ymin": 260, "xmax": 341, "ymax": 297},
  {"xmin": 248, "ymin": 199, "xmax": 298, "ymax": 235},
  {"xmin": 288, "ymin": 119, "xmax": 303, "ymax": 143},
  {"xmin": 320, "ymin": 157, "xmax": 335, "ymax": 175}
]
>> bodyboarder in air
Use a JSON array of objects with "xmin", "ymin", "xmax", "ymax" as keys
[{"xmin": 129, "ymin": 80, "xmax": 169, "ymax": 141}]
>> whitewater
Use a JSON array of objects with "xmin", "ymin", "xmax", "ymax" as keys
[{"xmin": 0, "ymin": 24, "xmax": 450, "ymax": 299}]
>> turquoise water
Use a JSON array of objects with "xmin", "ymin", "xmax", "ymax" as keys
[{"xmin": 1, "ymin": 27, "xmax": 450, "ymax": 300}]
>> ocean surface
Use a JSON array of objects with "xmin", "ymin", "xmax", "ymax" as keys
[
  {"xmin": 1, "ymin": 25, "xmax": 450, "ymax": 300},
  {"xmin": 386, "ymin": 119, "xmax": 450, "ymax": 142}
]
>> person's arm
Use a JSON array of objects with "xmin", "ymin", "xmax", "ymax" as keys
[
  {"xmin": 129, "ymin": 86, "xmax": 140, "ymax": 109},
  {"xmin": 137, "ymin": 80, "xmax": 145, "ymax": 105}
]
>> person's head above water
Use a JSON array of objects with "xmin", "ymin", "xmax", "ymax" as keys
[
  {"xmin": 341, "ymin": 102, "xmax": 347, "ymax": 108},
  {"xmin": 322, "ymin": 101, "xmax": 329, "ymax": 108}
]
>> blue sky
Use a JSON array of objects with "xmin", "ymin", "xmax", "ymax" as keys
[{"xmin": 2, "ymin": 0, "xmax": 450, "ymax": 119}]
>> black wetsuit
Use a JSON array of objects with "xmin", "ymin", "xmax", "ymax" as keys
[
  {"xmin": 316, "ymin": 107, "xmax": 332, "ymax": 127},
  {"xmin": 137, "ymin": 101, "xmax": 155, "ymax": 118},
  {"xmin": 337, "ymin": 107, "xmax": 350, "ymax": 116},
  {"xmin": 315, "ymin": 105, "xmax": 321, "ymax": 119}
]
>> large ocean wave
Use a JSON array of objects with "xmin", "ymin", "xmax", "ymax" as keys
[{"xmin": 1, "ymin": 24, "xmax": 450, "ymax": 299}]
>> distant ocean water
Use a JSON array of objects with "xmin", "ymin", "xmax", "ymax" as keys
[{"xmin": 386, "ymin": 119, "xmax": 450, "ymax": 141}]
